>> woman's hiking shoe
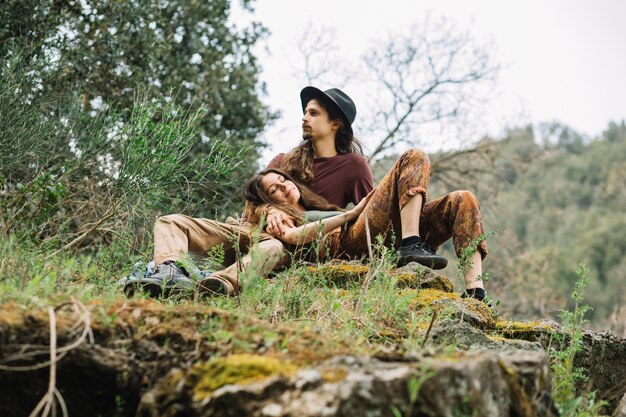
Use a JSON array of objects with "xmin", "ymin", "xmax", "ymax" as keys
[
  {"xmin": 198, "ymin": 276, "xmax": 235, "ymax": 296},
  {"xmin": 123, "ymin": 261, "xmax": 195, "ymax": 298},
  {"xmin": 397, "ymin": 242, "xmax": 448, "ymax": 270}
]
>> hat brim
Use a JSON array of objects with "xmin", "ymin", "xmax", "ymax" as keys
[{"xmin": 300, "ymin": 86, "xmax": 352, "ymax": 127}]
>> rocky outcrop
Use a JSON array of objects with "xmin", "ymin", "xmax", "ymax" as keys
[
  {"xmin": 1, "ymin": 262, "xmax": 625, "ymax": 416},
  {"xmin": 138, "ymin": 351, "xmax": 557, "ymax": 417},
  {"xmin": 576, "ymin": 330, "xmax": 626, "ymax": 413}
]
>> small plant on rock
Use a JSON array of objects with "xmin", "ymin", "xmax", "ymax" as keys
[{"xmin": 549, "ymin": 263, "xmax": 607, "ymax": 417}]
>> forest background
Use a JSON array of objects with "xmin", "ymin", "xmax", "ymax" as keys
[{"xmin": 1, "ymin": 0, "xmax": 625, "ymax": 336}]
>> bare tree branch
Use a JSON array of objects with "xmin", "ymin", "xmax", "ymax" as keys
[{"xmin": 359, "ymin": 14, "xmax": 500, "ymax": 160}]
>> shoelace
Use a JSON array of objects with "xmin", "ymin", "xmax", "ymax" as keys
[{"xmin": 407, "ymin": 241, "xmax": 437, "ymax": 255}]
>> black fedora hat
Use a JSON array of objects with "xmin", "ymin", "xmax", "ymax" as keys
[{"xmin": 300, "ymin": 86, "xmax": 357, "ymax": 126}]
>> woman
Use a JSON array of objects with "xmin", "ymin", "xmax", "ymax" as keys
[
  {"xmin": 243, "ymin": 168, "xmax": 373, "ymax": 256},
  {"xmin": 244, "ymin": 163, "xmax": 489, "ymax": 301}
]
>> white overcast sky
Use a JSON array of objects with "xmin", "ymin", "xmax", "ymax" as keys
[{"xmin": 234, "ymin": 0, "xmax": 626, "ymax": 165}]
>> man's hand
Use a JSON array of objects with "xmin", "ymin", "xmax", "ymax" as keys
[{"xmin": 266, "ymin": 209, "xmax": 294, "ymax": 236}]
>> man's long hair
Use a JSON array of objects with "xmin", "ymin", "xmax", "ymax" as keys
[
  {"xmin": 280, "ymin": 97, "xmax": 364, "ymax": 185},
  {"xmin": 243, "ymin": 168, "xmax": 344, "ymax": 226}
]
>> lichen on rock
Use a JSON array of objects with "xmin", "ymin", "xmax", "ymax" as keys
[
  {"xmin": 495, "ymin": 319, "xmax": 561, "ymax": 342},
  {"xmin": 188, "ymin": 353, "xmax": 298, "ymax": 401},
  {"xmin": 408, "ymin": 288, "xmax": 496, "ymax": 330},
  {"xmin": 307, "ymin": 261, "xmax": 454, "ymax": 292}
]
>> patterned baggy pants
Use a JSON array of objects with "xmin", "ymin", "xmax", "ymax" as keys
[{"xmin": 328, "ymin": 148, "xmax": 488, "ymax": 260}]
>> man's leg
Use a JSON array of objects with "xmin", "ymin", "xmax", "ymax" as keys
[
  {"xmin": 420, "ymin": 190, "xmax": 489, "ymax": 297},
  {"xmin": 339, "ymin": 148, "xmax": 446, "ymax": 268}
]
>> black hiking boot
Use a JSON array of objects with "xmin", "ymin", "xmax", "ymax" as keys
[
  {"xmin": 397, "ymin": 241, "xmax": 448, "ymax": 270},
  {"xmin": 461, "ymin": 287, "xmax": 489, "ymax": 303}
]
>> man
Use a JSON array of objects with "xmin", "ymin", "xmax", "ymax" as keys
[{"xmin": 260, "ymin": 86, "xmax": 488, "ymax": 301}]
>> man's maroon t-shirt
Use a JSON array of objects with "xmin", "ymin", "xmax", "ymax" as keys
[{"xmin": 267, "ymin": 153, "xmax": 374, "ymax": 208}]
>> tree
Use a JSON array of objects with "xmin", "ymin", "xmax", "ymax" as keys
[
  {"xmin": 361, "ymin": 15, "xmax": 499, "ymax": 159},
  {"xmin": 290, "ymin": 14, "xmax": 500, "ymax": 161},
  {"xmin": 1, "ymin": 0, "xmax": 276, "ymax": 214},
  {"xmin": 0, "ymin": 52, "xmax": 242, "ymax": 252},
  {"xmin": 0, "ymin": 0, "xmax": 277, "ymax": 252}
]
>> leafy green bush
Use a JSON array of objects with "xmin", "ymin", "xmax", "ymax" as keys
[{"xmin": 1, "ymin": 48, "xmax": 244, "ymax": 256}]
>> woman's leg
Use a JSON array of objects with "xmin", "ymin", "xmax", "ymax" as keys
[
  {"xmin": 152, "ymin": 214, "xmax": 288, "ymax": 295},
  {"xmin": 153, "ymin": 214, "xmax": 249, "ymax": 266},
  {"xmin": 203, "ymin": 238, "xmax": 290, "ymax": 295}
]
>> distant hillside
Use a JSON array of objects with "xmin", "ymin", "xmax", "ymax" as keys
[{"xmin": 372, "ymin": 121, "xmax": 626, "ymax": 335}]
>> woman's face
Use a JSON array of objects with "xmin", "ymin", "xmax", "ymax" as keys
[{"xmin": 260, "ymin": 172, "xmax": 301, "ymax": 206}]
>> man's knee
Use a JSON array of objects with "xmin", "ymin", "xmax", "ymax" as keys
[
  {"xmin": 401, "ymin": 148, "xmax": 430, "ymax": 169},
  {"xmin": 452, "ymin": 190, "xmax": 479, "ymax": 207}
]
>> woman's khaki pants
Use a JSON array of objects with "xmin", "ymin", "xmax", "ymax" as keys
[{"xmin": 153, "ymin": 214, "xmax": 289, "ymax": 294}]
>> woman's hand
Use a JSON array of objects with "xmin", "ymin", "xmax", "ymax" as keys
[
  {"xmin": 266, "ymin": 208, "xmax": 294, "ymax": 236},
  {"xmin": 347, "ymin": 190, "xmax": 376, "ymax": 221}
]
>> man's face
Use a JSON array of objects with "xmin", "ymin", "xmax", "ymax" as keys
[{"xmin": 302, "ymin": 99, "xmax": 337, "ymax": 141}]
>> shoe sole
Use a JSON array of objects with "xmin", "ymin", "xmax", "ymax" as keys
[
  {"xmin": 199, "ymin": 277, "xmax": 234, "ymax": 296},
  {"xmin": 397, "ymin": 256, "xmax": 448, "ymax": 270}
]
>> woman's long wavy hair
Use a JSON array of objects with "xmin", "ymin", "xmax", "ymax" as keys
[
  {"xmin": 280, "ymin": 96, "xmax": 364, "ymax": 185},
  {"xmin": 243, "ymin": 168, "xmax": 344, "ymax": 226}
]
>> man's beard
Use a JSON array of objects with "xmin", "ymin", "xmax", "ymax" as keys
[{"xmin": 302, "ymin": 131, "xmax": 312, "ymax": 141}]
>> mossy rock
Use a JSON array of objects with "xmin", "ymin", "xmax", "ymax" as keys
[
  {"xmin": 495, "ymin": 319, "xmax": 561, "ymax": 342},
  {"xmin": 308, "ymin": 263, "xmax": 369, "ymax": 287},
  {"xmin": 409, "ymin": 289, "xmax": 496, "ymax": 330},
  {"xmin": 307, "ymin": 261, "xmax": 454, "ymax": 292},
  {"xmin": 188, "ymin": 353, "xmax": 298, "ymax": 402},
  {"xmin": 391, "ymin": 262, "xmax": 455, "ymax": 292},
  {"xmin": 427, "ymin": 318, "xmax": 543, "ymax": 351}
]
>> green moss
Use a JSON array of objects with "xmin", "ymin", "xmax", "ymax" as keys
[
  {"xmin": 190, "ymin": 354, "xmax": 298, "ymax": 401},
  {"xmin": 410, "ymin": 289, "xmax": 460, "ymax": 309},
  {"xmin": 393, "ymin": 272, "xmax": 454, "ymax": 292},
  {"xmin": 406, "ymin": 289, "xmax": 495, "ymax": 330},
  {"xmin": 495, "ymin": 320, "xmax": 558, "ymax": 341},
  {"xmin": 486, "ymin": 335, "xmax": 511, "ymax": 342},
  {"xmin": 498, "ymin": 359, "xmax": 535, "ymax": 415},
  {"xmin": 309, "ymin": 263, "xmax": 455, "ymax": 294},
  {"xmin": 0, "ymin": 302, "xmax": 28, "ymax": 327},
  {"xmin": 321, "ymin": 367, "xmax": 347, "ymax": 383},
  {"xmin": 459, "ymin": 297, "xmax": 495, "ymax": 329},
  {"xmin": 308, "ymin": 264, "xmax": 368, "ymax": 287}
]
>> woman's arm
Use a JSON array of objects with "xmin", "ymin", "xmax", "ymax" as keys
[{"xmin": 275, "ymin": 190, "xmax": 375, "ymax": 245}]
